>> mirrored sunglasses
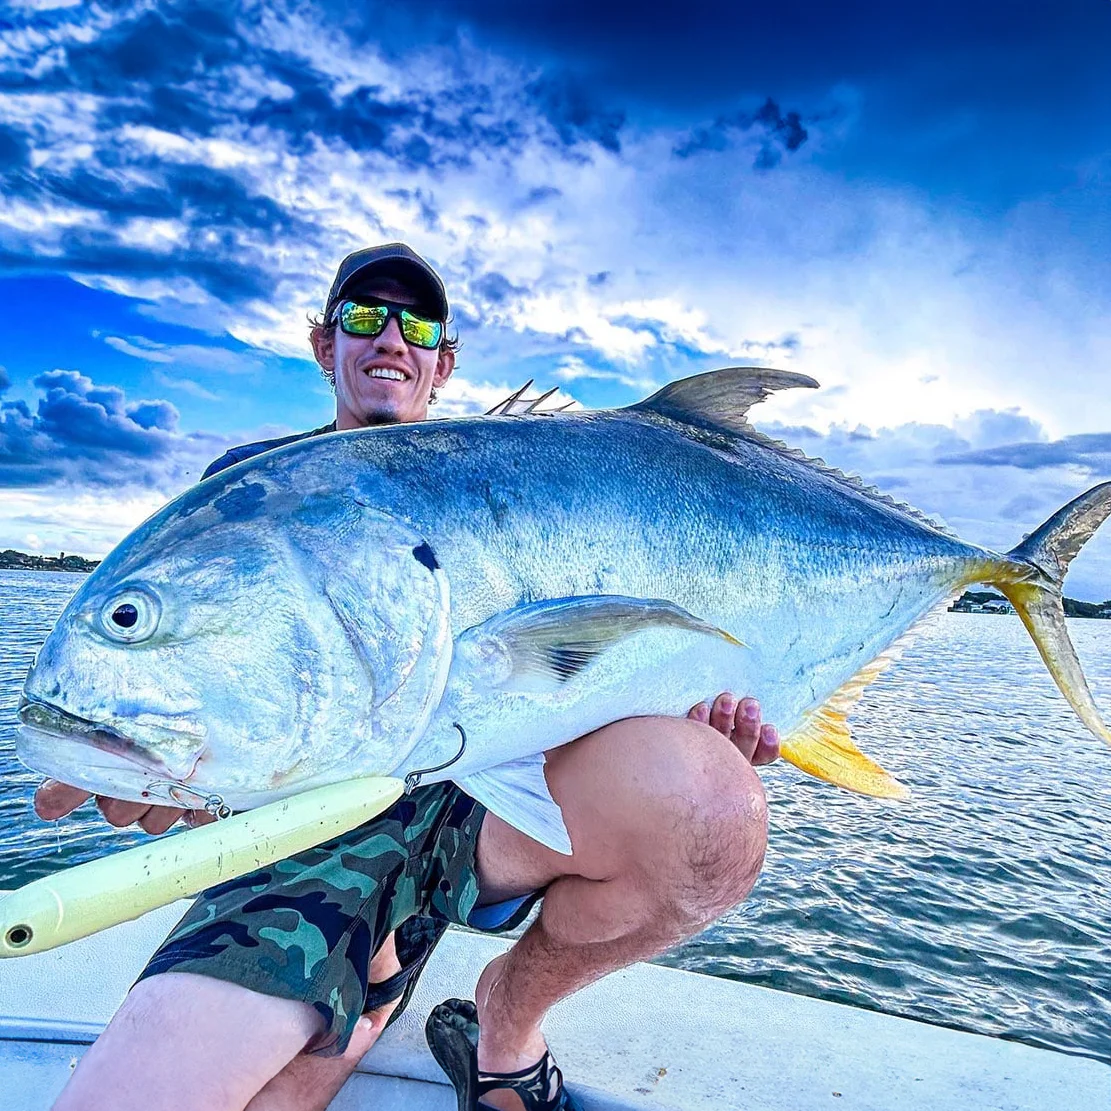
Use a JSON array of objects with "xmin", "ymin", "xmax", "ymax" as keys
[{"xmin": 334, "ymin": 299, "xmax": 444, "ymax": 349}]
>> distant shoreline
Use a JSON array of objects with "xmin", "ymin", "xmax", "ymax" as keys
[
  {"xmin": 0, "ymin": 549, "xmax": 100, "ymax": 574},
  {"xmin": 949, "ymin": 589, "xmax": 1111, "ymax": 619}
]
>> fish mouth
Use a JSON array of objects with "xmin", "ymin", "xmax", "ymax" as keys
[{"xmin": 16, "ymin": 696, "xmax": 195, "ymax": 781}]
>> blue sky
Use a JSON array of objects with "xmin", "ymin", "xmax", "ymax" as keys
[{"xmin": 1, "ymin": 0, "xmax": 1110, "ymax": 598}]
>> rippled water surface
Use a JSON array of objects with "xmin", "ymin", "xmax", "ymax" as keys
[{"xmin": 1, "ymin": 570, "xmax": 1109, "ymax": 1062}]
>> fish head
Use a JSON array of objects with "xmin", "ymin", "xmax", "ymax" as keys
[{"xmin": 18, "ymin": 470, "xmax": 453, "ymax": 809}]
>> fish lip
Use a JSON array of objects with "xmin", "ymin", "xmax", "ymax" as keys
[{"xmin": 16, "ymin": 695, "xmax": 185, "ymax": 779}]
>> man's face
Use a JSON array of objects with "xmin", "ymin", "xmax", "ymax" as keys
[{"xmin": 312, "ymin": 278, "xmax": 454, "ymax": 429}]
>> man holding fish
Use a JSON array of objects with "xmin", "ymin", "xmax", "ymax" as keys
[{"xmin": 35, "ymin": 244, "xmax": 781, "ymax": 1111}]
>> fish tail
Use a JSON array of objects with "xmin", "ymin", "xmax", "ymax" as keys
[{"xmin": 979, "ymin": 481, "xmax": 1111, "ymax": 745}]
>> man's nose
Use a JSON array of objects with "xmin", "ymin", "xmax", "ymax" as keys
[{"xmin": 373, "ymin": 317, "xmax": 407, "ymax": 354}]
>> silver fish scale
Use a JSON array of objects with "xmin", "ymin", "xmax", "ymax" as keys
[{"xmin": 258, "ymin": 409, "xmax": 987, "ymax": 733}]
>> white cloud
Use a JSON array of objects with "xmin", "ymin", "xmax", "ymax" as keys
[
  {"xmin": 0, "ymin": 1, "xmax": 1108, "ymax": 598},
  {"xmin": 0, "ymin": 489, "xmax": 170, "ymax": 559},
  {"xmin": 103, "ymin": 335, "xmax": 174, "ymax": 362},
  {"xmin": 553, "ymin": 355, "xmax": 655, "ymax": 392},
  {"xmin": 151, "ymin": 371, "xmax": 222, "ymax": 402}
]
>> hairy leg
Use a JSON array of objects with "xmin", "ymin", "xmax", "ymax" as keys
[{"xmin": 473, "ymin": 716, "xmax": 769, "ymax": 1106}]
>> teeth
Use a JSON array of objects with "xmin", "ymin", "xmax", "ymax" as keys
[{"xmin": 367, "ymin": 368, "xmax": 406, "ymax": 381}]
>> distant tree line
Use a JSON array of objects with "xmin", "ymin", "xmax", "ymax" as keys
[
  {"xmin": 0, "ymin": 549, "xmax": 100, "ymax": 573},
  {"xmin": 950, "ymin": 589, "xmax": 1111, "ymax": 619}
]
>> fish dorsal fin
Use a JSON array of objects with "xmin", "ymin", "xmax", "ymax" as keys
[
  {"xmin": 629, "ymin": 366, "xmax": 819, "ymax": 433},
  {"xmin": 486, "ymin": 381, "xmax": 579, "ymax": 416},
  {"xmin": 780, "ymin": 645, "xmax": 910, "ymax": 800}
]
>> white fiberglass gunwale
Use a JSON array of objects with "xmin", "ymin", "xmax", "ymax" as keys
[{"xmin": 0, "ymin": 901, "xmax": 1105, "ymax": 1111}]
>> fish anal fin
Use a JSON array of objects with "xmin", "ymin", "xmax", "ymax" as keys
[{"xmin": 780, "ymin": 648, "xmax": 909, "ymax": 800}]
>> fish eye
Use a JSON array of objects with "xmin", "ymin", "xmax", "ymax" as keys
[
  {"xmin": 113, "ymin": 604, "xmax": 138, "ymax": 628},
  {"xmin": 98, "ymin": 587, "xmax": 161, "ymax": 644}
]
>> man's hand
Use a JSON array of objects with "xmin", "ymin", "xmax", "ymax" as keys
[
  {"xmin": 687, "ymin": 692, "xmax": 780, "ymax": 766},
  {"xmin": 33, "ymin": 779, "xmax": 215, "ymax": 835}
]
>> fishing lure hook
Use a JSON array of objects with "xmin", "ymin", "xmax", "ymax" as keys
[
  {"xmin": 146, "ymin": 780, "xmax": 232, "ymax": 820},
  {"xmin": 404, "ymin": 723, "xmax": 467, "ymax": 794}
]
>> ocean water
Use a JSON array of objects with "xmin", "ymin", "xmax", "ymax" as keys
[{"xmin": 1, "ymin": 570, "xmax": 1109, "ymax": 1063}]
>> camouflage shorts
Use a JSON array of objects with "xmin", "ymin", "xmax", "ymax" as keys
[{"xmin": 137, "ymin": 782, "xmax": 539, "ymax": 1055}]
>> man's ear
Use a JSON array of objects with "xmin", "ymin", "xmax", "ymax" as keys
[
  {"xmin": 433, "ymin": 348, "xmax": 455, "ymax": 389},
  {"xmin": 311, "ymin": 325, "xmax": 336, "ymax": 372}
]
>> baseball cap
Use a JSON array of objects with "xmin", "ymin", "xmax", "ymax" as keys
[{"xmin": 323, "ymin": 243, "xmax": 449, "ymax": 324}]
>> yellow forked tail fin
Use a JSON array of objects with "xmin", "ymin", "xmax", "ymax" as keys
[{"xmin": 988, "ymin": 482, "xmax": 1111, "ymax": 746}]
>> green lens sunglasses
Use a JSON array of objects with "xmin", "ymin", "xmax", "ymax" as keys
[{"xmin": 334, "ymin": 299, "xmax": 445, "ymax": 349}]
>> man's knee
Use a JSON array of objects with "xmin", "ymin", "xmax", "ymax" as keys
[
  {"xmin": 653, "ymin": 719, "xmax": 768, "ymax": 919},
  {"xmin": 565, "ymin": 715, "xmax": 769, "ymax": 920}
]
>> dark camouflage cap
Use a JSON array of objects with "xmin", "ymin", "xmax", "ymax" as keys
[{"xmin": 324, "ymin": 243, "xmax": 449, "ymax": 323}]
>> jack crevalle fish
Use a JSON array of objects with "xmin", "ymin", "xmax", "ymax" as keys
[{"xmin": 17, "ymin": 367, "xmax": 1111, "ymax": 854}]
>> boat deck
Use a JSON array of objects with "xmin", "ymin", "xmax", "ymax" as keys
[{"xmin": 0, "ymin": 902, "xmax": 1105, "ymax": 1109}]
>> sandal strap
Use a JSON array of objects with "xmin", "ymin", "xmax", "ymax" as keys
[{"xmin": 477, "ymin": 1051, "xmax": 570, "ymax": 1111}]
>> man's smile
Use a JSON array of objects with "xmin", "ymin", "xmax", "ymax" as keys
[{"xmin": 361, "ymin": 364, "xmax": 411, "ymax": 382}]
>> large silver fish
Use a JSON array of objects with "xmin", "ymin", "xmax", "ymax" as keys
[{"xmin": 17, "ymin": 368, "xmax": 1111, "ymax": 852}]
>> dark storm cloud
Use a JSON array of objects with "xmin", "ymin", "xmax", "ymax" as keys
[
  {"xmin": 0, "ymin": 370, "xmax": 219, "ymax": 489},
  {"xmin": 0, "ymin": 0, "xmax": 644, "ymax": 323},
  {"xmin": 939, "ymin": 434, "xmax": 1111, "ymax": 472},
  {"xmin": 398, "ymin": 0, "xmax": 1105, "ymax": 108},
  {"xmin": 372, "ymin": 0, "xmax": 1111, "ymax": 209},
  {"xmin": 675, "ymin": 98, "xmax": 808, "ymax": 169},
  {"xmin": 525, "ymin": 77, "xmax": 625, "ymax": 153},
  {"xmin": 63, "ymin": 5, "xmax": 242, "ymax": 93},
  {"xmin": 471, "ymin": 270, "xmax": 526, "ymax": 307}
]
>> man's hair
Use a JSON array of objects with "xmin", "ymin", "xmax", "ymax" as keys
[{"xmin": 308, "ymin": 312, "xmax": 461, "ymax": 389}]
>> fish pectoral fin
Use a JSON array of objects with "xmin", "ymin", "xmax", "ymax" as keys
[
  {"xmin": 780, "ymin": 648, "xmax": 910, "ymax": 800},
  {"xmin": 780, "ymin": 709, "xmax": 909, "ymax": 800},
  {"xmin": 459, "ymin": 594, "xmax": 742, "ymax": 692},
  {"xmin": 457, "ymin": 754, "xmax": 572, "ymax": 855}
]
